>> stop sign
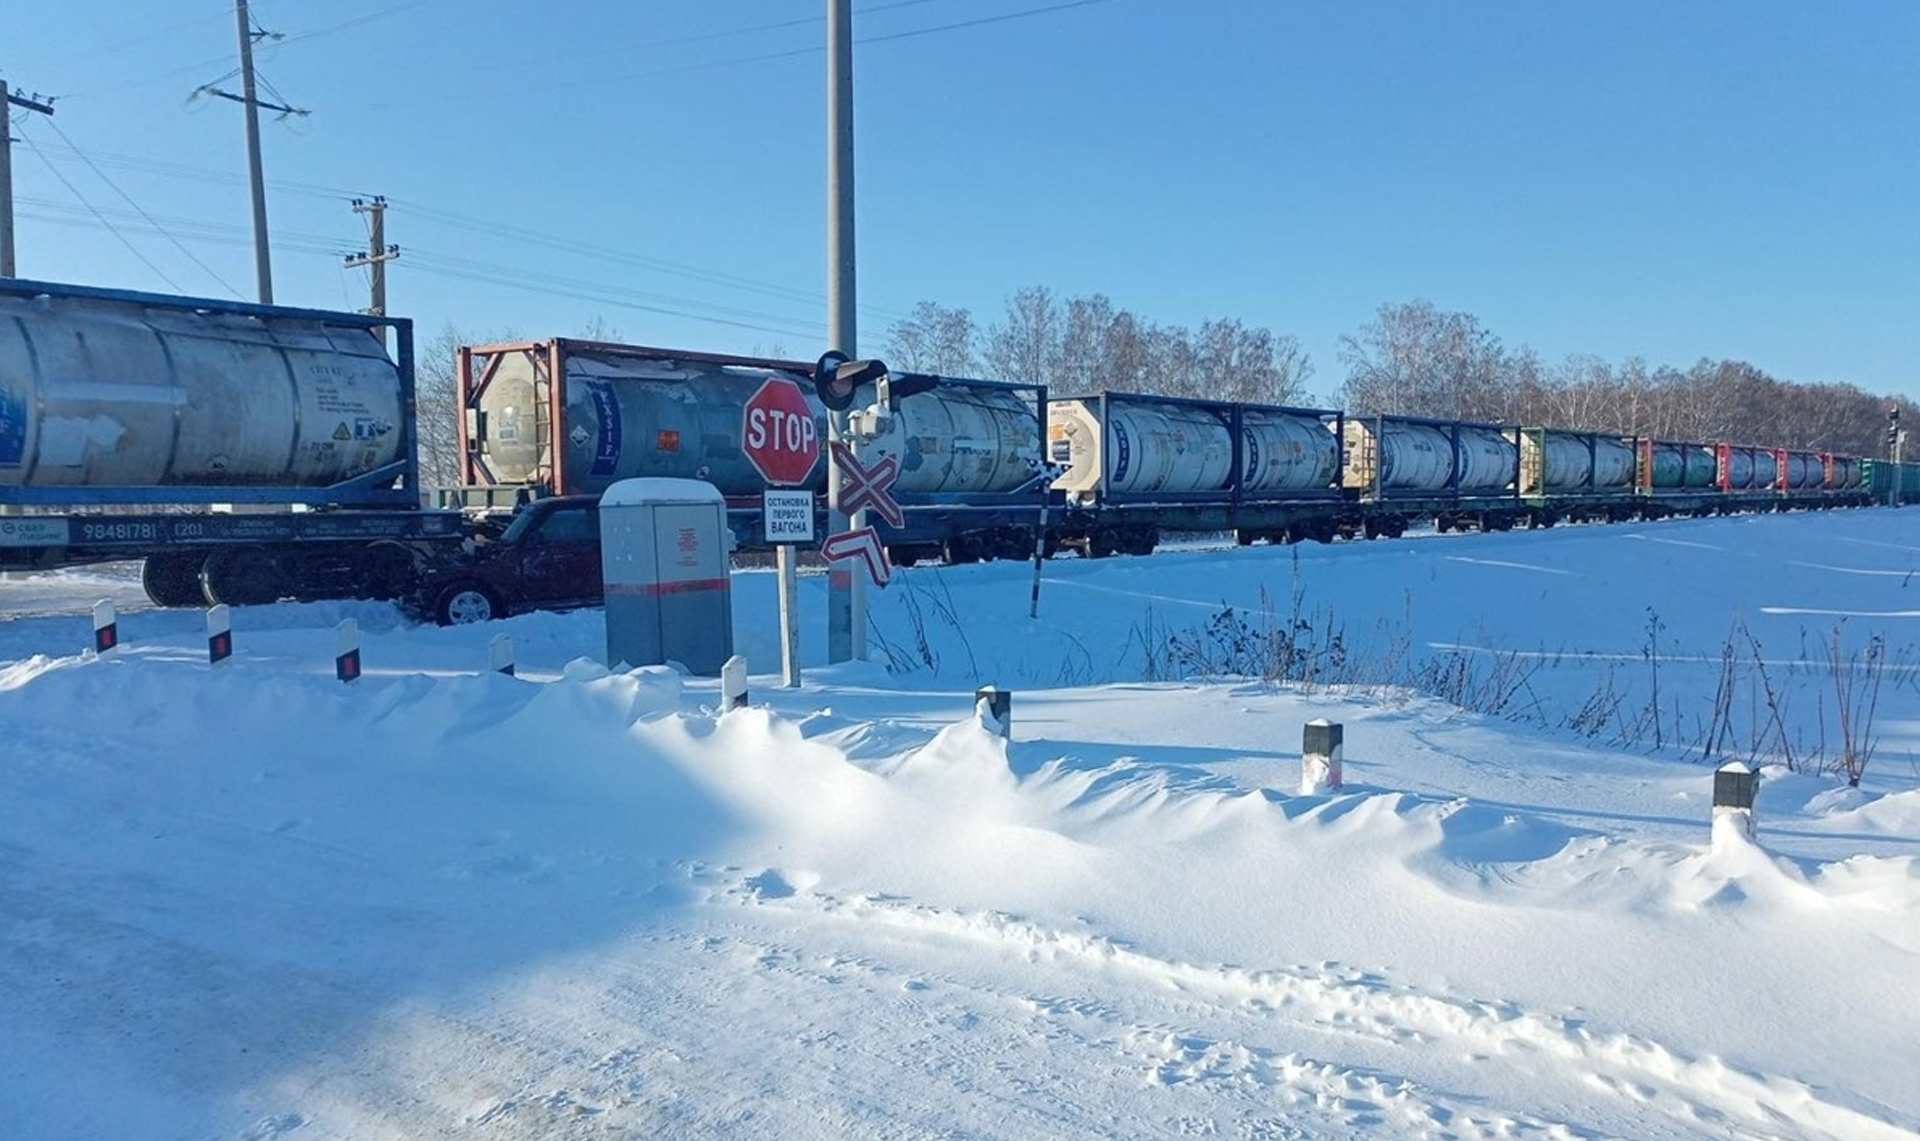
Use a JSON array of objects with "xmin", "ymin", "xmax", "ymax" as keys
[{"xmin": 741, "ymin": 377, "xmax": 820, "ymax": 486}]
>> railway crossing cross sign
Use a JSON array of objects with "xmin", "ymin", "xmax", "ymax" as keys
[
  {"xmin": 828, "ymin": 441, "xmax": 904, "ymax": 529},
  {"xmin": 742, "ymin": 377, "xmax": 820, "ymax": 486}
]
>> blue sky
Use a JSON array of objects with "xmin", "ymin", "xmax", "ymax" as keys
[{"xmin": 6, "ymin": 0, "xmax": 1916, "ymax": 400}]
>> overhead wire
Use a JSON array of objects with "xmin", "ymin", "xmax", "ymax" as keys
[
  {"xmin": 39, "ymin": 118, "xmax": 246, "ymax": 298},
  {"xmin": 15, "ymin": 197, "xmax": 828, "ymax": 341},
  {"xmin": 16, "ymin": 0, "xmax": 1129, "ymax": 333},
  {"xmin": 19, "ymin": 140, "xmax": 913, "ymax": 326},
  {"xmin": 527, "ymin": 0, "xmax": 1132, "ymax": 95},
  {"xmin": 16, "ymin": 129, "xmax": 187, "ymax": 292}
]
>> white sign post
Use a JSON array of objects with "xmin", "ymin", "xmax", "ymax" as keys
[{"xmin": 764, "ymin": 489, "xmax": 815, "ymax": 689}]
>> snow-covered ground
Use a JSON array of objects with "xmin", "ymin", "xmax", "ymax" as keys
[{"xmin": 3, "ymin": 509, "xmax": 1917, "ymax": 1140}]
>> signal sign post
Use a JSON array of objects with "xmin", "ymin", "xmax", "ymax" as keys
[{"xmin": 743, "ymin": 377, "xmax": 821, "ymax": 688}]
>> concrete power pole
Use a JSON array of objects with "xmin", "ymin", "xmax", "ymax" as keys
[
  {"xmin": 235, "ymin": 0, "xmax": 272, "ymax": 302},
  {"xmin": 201, "ymin": 2, "xmax": 302, "ymax": 302},
  {"xmin": 1, "ymin": 80, "xmax": 57, "ymax": 278},
  {"xmin": 825, "ymin": 0, "xmax": 864, "ymax": 663},
  {"xmin": 343, "ymin": 196, "xmax": 399, "ymax": 315}
]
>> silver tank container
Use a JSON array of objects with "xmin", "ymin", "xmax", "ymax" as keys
[
  {"xmin": 477, "ymin": 345, "xmax": 1037, "ymax": 496},
  {"xmin": 1048, "ymin": 396, "xmax": 1337, "ymax": 496},
  {"xmin": 1341, "ymin": 419, "xmax": 1514, "ymax": 492},
  {"xmin": 1532, "ymin": 431, "xmax": 1635, "ymax": 490},
  {"xmin": 0, "ymin": 292, "xmax": 404, "ymax": 490},
  {"xmin": 1453, "ymin": 425, "xmax": 1518, "ymax": 491},
  {"xmin": 864, "ymin": 387, "xmax": 1041, "ymax": 494}
]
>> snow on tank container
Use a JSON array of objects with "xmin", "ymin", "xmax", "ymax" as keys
[
  {"xmin": 0, "ymin": 284, "xmax": 406, "ymax": 497},
  {"xmin": 1048, "ymin": 393, "xmax": 1337, "ymax": 498},
  {"xmin": 460, "ymin": 340, "xmax": 1038, "ymax": 498}
]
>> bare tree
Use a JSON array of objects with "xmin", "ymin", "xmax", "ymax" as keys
[
  {"xmin": 1337, "ymin": 300, "xmax": 1507, "ymax": 420},
  {"xmin": 881, "ymin": 301, "xmax": 978, "ymax": 376},
  {"xmin": 982, "ymin": 286, "xmax": 1061, "ymax": 384},
  {"xmin": 412, "ymin": 322, "xmax": 469, "ymax": 493}
]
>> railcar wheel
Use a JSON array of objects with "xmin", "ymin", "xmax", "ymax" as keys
[
  {"xmin": 435, "ymin": 582, "xmax": 502, "ymax": 626},
  {"xmin": 142, "ymin": 552, "xmax": 210, "ymax": 608},
  {"xmin": 200, "ymin": 549, "xmax": 287, "ymax": 606}
]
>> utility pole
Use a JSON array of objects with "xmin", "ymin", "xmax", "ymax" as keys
[
  {"xmin": 235, "ymin": 0, "xmax": 271, "ymax": 302},
  {"xmin": 1, "ymin": 80, "xmax": 57, "ymax": 278},
  {"xmin": 199, "ymin": 2, "xmax": 303, "ymax": 303},
  {"xmin": 343, "ymin": 196, "xmax": 399, "ymax": 315},
  {"xmin": 825, "ymin": 0, "xmax": 864, "ymax": 662}
]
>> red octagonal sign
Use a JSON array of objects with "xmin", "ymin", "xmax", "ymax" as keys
[{"xmin": 741, "ymin": 376, "xmax": 820, "ymax": 486}]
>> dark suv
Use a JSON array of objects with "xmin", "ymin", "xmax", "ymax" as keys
[{"xmin": 401, "ymin": 495, "xmax": 604, "ymax": 625}]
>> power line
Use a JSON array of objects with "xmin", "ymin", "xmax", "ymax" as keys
[
  {"xmin": 13, "ymin": 198, "xmax": 830, "ymax": 341},
  {"xmin": 92, "ymin": 6, "xmax": 234, "ymax": 58},
  {"xmin": 17, "ymin": 130, "xmax": 186, "ymax": 291},
  {"xmin": 39, "ymin": 117, "xmax": 244, "ymax": 297},
  {"xmin": 524, "ymin": 0, "xmax": 1135, "ymax": 97},
  {"xmin": 557, "ymin": 0, "xmax": 956, "ymax": 66},
  {"xmin": 16, "ymin": 142, "xmax": 911, "ymax": 323},
  {"xmin": 401, "ymin": 256, "xmax": 824, "ymax": 341}
]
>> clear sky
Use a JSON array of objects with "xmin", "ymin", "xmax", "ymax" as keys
[{"xmin": 5, "ymin": 0, "xmax": 1916, "ymax": 400}]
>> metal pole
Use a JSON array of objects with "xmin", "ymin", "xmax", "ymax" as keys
[
  {"xmin": 778, "ymin": 544, "xmax": 801, "ymax": 686},
  {"xmin": 826, "ymin": 0, "xmax": 864, "ymax": 661},
  {"xmin": 236, "ymin": 0, "xmax": 273, "ymax": 303}
]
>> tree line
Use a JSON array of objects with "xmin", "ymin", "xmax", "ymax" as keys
[
  {"xmin": 1336, "ymin": 300, "xmax": 1911, "ymax": 459},
  {"xmin": 886, "ymin": 291, "xmax": 1910, "ymax": 460},
  {"xmin": 881, "ymin": 287, "xmax": 1314, "ymax": 407}
]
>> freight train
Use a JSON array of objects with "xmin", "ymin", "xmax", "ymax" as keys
[{"xmin": 0, "ymin": 278, "xmax": 1905, "ymax": 612}]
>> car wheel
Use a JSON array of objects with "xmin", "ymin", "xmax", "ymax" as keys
[{"xmin": 435, "ymin": 582, "xmax": 502, "ymax": 626}]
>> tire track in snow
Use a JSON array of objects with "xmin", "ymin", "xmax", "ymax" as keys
[{"xmin": 740, "ymin": 881, "xmax": 1919, "ymax": 1141}]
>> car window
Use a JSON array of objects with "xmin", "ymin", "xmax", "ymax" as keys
[{"xmin": 538, "ymin": 507, "xmax": 599, "ymax": 544}]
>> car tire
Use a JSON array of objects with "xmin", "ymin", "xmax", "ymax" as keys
[{"xmin": 434, "ymin": 582, "xmax": 502, "ymax": 626}]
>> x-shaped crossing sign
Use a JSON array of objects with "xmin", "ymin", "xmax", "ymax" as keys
[{"xmin": 829, "ymin": 441, "xmax": 905, "ymax": 529}]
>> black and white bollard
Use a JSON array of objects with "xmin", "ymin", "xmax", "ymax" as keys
[
  {"xmin": 1711, "ymin": 761, "xmax": 1759, "ymax": 847},
  {"xmin": 1301, "ymin": 718, "xmax": 1344, "ymax": 794},
  {"xmin": 334, "ymin": 619, "xmax": 362, "ymax": 683},
  {"xmin": 207, "ymin": 604, "xmax": 233, "ymax": 665},
  {"xmin": 92, "ymin": 600, "xmax": 119, "ymax": 657},
  {"xmin": 721, "ymin": 654, "xmax": 749, "ymax": 712},
  {"xmin": 488, "ymin": 634, "xmax": 515, "ymax": 677},
  {"xmin": 974, "ymin": 685, "xmax": 1012, "ymax": 739}
]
